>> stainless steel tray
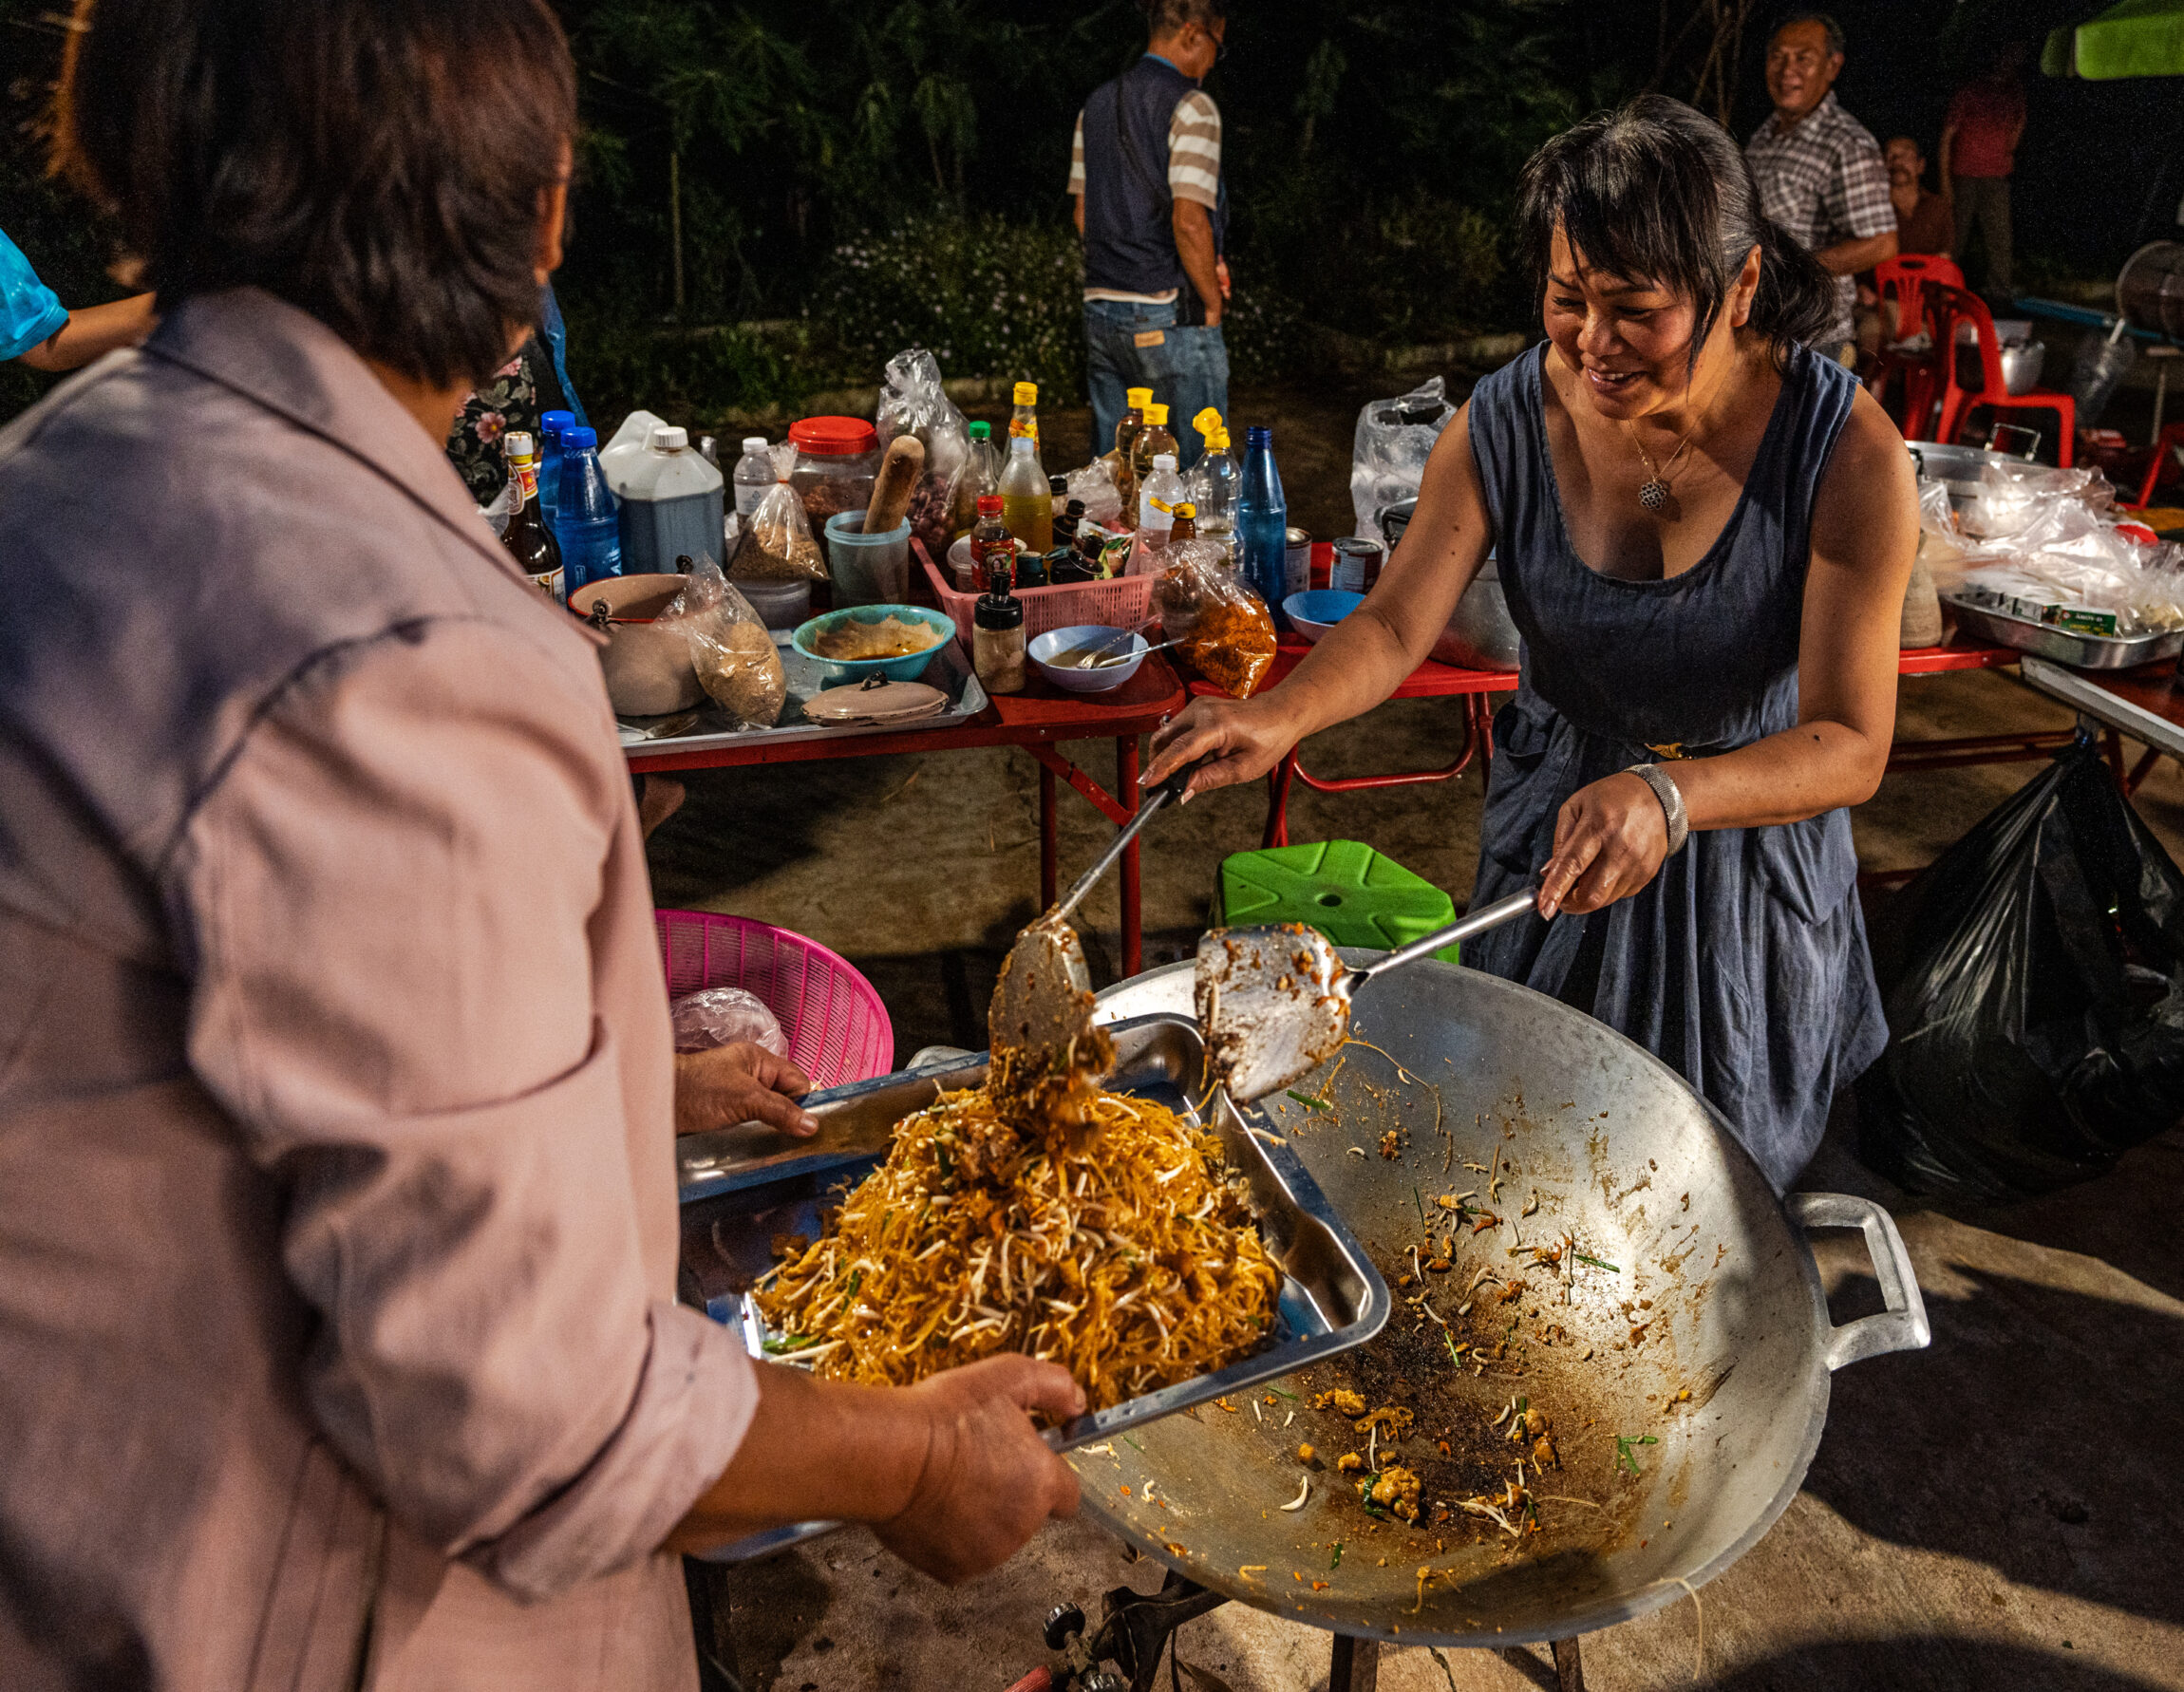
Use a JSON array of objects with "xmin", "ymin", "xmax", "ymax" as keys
[
  {"xmin": 1944, "ymin": 593, "xmax": 2184, "ymax": 670},
  {"xmin": 675, "ymin": 1012, "xmax": 1392, "ymax": 1563},
  {"xmin": 618, "ymin": 628, "xmax": 986, "ymax": 759}
]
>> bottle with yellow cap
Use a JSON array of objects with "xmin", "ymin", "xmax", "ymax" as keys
[
  {"xmin": 1008, "ymin": 381, "xmax": 1040, "ymax": 445},
  {"xmin": 1186, "ymin": 407, "xmax": 1239, "ymax": 567},
  {"xmin": 1112, "ymin": 386, "xmax": 1154, "ymax": 516},
  {"xmin": 1128, "ymin": 402, "xmax": 1178, "ymax": 516}
]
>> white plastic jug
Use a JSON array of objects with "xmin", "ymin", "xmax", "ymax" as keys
[{"xmin": 609, "ymin": 422, "xmax": 726, "ymax": 575}]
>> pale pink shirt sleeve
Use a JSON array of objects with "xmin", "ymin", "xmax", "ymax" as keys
[{"xmin": 170, "ymin": 615, "xmax": 755, "ymax": 1602}]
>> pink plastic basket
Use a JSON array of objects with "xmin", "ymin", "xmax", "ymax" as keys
[
  {"xmin": 919, "ymin": 542, "xmax": 1156, "ymax": 648},
  {"xmin": 655, "ymin": 909, "xmax": 894, "ymax": 1088}
]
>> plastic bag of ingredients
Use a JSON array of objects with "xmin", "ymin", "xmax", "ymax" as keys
[
  {"xmin": 1857, "ymin": 734, "xmax": 2184, "ymax": 1200},
  {"xmin": 1155, "ymin": 551, "xmax": 1277, "ymax": 698},
  {"xmin": 875, "ymin": 348, "xmax": 970, "ymax": 558},
  {"xmin": 1947, "ymin": 496, "xmax": 2184, "ymax": 636},
  {"xmin": 669, "ymin": 985, "xmax": 787, "ymax": 1057},
  {"xmin": 727, "ymin": 442, "xmax": 826, "ymax": 582},
  {"xmin": 662, "ymin": 555, "xmax": 787, "ymax": 727},
  {"xmin": 1350, "ymin": 375, "xmax": 1456, "ymax": 540},
  {"xmin": 1960, "ymin": 459, "xmax": 2115, "ymax": 541},
  {"xmin": 1065, "ymin": 458, "xmax": 1124, "ymax": 527}
]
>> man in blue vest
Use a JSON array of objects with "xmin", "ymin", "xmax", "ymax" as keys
[{"xmin": 1068, "ymin": 0, "xmax": 1229, "ymax": 468}]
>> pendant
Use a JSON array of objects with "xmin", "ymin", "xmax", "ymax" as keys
[{"xmin": 1638, "ymin": 478, "xmax": 1669, "ymax": 513}]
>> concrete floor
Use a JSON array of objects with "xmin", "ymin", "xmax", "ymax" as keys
[{"xmin": 649, "ymin": 390, "xmax": 2184, "ymax": 1690}]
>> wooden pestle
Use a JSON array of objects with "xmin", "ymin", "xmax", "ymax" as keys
[{"xmin": 863, "ymin": 435, "xmax": 924, "ymax": 536}]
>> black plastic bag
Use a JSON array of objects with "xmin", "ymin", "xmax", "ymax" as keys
[{"xmin": 1857, "ymin": 733, "xmax": 2184, "ymax": 1199}]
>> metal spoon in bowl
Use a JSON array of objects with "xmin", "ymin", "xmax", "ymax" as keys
[{"xmin": 1194, "ymin": 889, "xmax": 1544, "ymax": 1103}]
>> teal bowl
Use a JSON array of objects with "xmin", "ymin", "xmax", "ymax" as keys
[{"xmin": 791, "ymin": 604, "xmax": 956, "ymax": 685}]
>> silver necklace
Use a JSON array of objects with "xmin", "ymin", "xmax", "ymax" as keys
[{"xmin": 1629, "ymin": 424, "xmax": 1695, "ymax": 513}]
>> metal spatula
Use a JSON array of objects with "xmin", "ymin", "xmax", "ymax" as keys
[
  {"xmin": 1195, "ymin": 888, "xmax": 1542, "ymax": 1102},
  {"xmin": 988, "ymin": 761, "xmax": 1205, "ymax": 1071}
]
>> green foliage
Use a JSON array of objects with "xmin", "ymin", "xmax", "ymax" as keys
[{"xmin": 816, "ymin": 216, "xmax": 1087, "ymax": 401}]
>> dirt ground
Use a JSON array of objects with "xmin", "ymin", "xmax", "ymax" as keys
[{"xmin": 648, "ymin": 378, "xmax": 2184, "ymax": 1691}]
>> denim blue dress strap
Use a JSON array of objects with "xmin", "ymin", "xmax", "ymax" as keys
[{"xmin": 1459, "ymin": 341, "xmax": 1886, "ymax": 1190}]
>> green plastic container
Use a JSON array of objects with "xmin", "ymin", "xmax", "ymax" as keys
[{"xmin": 1216, "ymin": 839, "xmax": 1462, "ymax": 965}]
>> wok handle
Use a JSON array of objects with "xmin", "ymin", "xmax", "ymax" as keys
[
  {"xmin": 1354, "ymin": 888, "xmax": 1540, "ymax": 985},
  {"xmin": 1786, "ymin": 1192, "xmax": 1932, "ymax": 1371}
]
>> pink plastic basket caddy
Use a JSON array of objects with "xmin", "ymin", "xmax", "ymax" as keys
[{"xmin": 654, "ymin": 909, "xmax": 894, "ymax": 1088}]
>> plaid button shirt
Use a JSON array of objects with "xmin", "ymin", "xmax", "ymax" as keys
[{"xmin": 1744, "ymin": 93, "xmax": 1893, "ymax": 348}]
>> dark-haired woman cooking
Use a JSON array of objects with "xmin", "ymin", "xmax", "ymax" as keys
[{"xmin": 1149, "ymin": 95, "xmax": 1917, "ymax": 1191}]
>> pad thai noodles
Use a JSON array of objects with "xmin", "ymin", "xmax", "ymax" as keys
[{"xmin": 753, "ymin": 1083, "xmax": 1282, "ymax": 1407}]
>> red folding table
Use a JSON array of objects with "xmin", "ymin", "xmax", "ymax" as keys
[{"xmin": 626, "ymin": 657, "xmax": 1187, "ymax": 976}]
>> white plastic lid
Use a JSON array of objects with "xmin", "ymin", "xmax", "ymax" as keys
[
  {"xmin": 650, "ymin": 425, "xmax": 688, "ymax": 452},
  {"xmin": 1010, "ymin": 434, "xmax": 1037, "ymax": 453},
  {"xmin": 1154, "ymin": 453, "xmax": 1177, "ymax": 472},
  {"xmin": 504, "ymin": 430, "xmax": 535, "ymax": 458},
  {"xmin": 743, "ymin": 436, "xmax": 767, "ymax": 454}
]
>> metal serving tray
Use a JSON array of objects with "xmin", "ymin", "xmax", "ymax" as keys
[
  {"xmin": 617, "ymin": 629, "xmax": 986, "ymax": 759},
  {"xmin": 1944, "ymin": 593, "xmax": 2184, "ymax": 670},
  {"xmin": 675, "ymin": 1012, "xmax": 1391, "ymax": 1563}
]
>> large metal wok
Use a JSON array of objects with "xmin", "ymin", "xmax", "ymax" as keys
[{"xmin": 1072, "ymin": 954, "xmax": 1928, "ymax": 1648}]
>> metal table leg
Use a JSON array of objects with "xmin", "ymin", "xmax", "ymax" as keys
[
  {"xmin": 1328, "ymin": 1632, "xmax": 1380, "ymax": 1692},
  {"xmin": 1552, "ymin": 1635, "xmax": 1587, "ymax": 1692}
]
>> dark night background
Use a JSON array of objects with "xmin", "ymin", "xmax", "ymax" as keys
[{"xmin": 3, "ymin": 0, "xmax": 2178, "ymax": 423}]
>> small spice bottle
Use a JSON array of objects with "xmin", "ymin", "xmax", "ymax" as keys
[{"xmin": 973, "ymin": 564, "xmax": 1026, "ymax": 695}]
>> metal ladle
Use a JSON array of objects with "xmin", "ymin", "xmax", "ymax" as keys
[{"xmin": 1194, "ymin": 888, "xmax": 1541, "ymax": 1102}]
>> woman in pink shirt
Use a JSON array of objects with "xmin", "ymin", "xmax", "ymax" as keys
[{"xmin": 0, "ymin": 2, "xmax": 1080, "ymax": 1688}]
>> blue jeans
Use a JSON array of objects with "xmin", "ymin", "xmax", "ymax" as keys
[{"xmin": 1083, "ymin": 298, "xmax": 1230, "ymax": 470}]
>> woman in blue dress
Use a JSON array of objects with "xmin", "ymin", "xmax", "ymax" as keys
[{"xmin": 1148, "ymin": 96, "xmax": 1917, "ymax": 1191}]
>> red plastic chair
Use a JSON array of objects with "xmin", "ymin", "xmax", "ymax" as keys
[
  {"xmin": 1870, "ymin": 254, "xmax": 1964, "ymax": 436},
  {"xmin": 1924, "ymin": 283, "xmax": 2075, "ymax": 466},
  {"xmin": 2130, "ymin": 421, "xmax": 2184, "ymax": 510}
]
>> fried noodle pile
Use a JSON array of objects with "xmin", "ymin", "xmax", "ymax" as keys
[{"xmin": 753, "ymin": 1085, "xmax": 1282, "ymax": 1407}]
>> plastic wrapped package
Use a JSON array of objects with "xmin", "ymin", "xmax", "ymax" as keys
[
  {"xmin": 1857, "ymin": 735, "xmax": 2184, "ymax": 1199},
  {"xmin": 1155, "ymin": 552, "xmax": 1277, "ymax": 697},
  {"xmin": 1944, "ymin": 497, "xmax": 2184, "ymax": 636},
  {"xmin": 1350, "ymin": 376, "xmax": 1457, "ymax": 540},
  {"xmin": 728, "ymin": 442, "xmax": 826, "ymax": 581},
  {"xmin": 1960, "ymin": 459, "xmax": 2115, "ymax": 540},
  {"xmin": 875, "ymin": 348, "xmax": 970, "ymax": 557},
  {"xmin": 669, "ymin": 985, "xmax": 788, "ymax": 1057},
  {"xmin": 1065, "ymin": 459, "xmax": 1124, "ymax": 527},
  {"xmin": 661, "ymin": 555, "xmax": 788, "ymax": 726}
]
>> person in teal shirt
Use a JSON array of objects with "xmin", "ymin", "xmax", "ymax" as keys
[{"xmin": 1, "ymin": 229, "xmax": 155, "ymax": 370}]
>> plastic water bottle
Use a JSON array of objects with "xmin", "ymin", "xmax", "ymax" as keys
[
  {"xmin": 537, "ymin": 408, "xmax": 575, "ymax": 526},
  {"xmin": 553, "ymin": 425, "xmax": 623, "ymax": 596},
  {"xmin": 1237, "ymin": 425, "xmax": 1289, "ymax": 624},
  {"xmin": 1187, "ymin": 408, "xmax": 1239, "ymax": 568},
  {"xmin": 732, "ymin": 435, "xmax": 773, "ymax": 519},
  {"xmin": 1126, "ymin": 453, "xmax": 1187, "ymax": 576}
]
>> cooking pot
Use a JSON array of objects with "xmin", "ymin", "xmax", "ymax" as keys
[
  {"xmin": 1999, "ymin": 339, "xmax": 2047, "ymax": 396},
  {"xmin": 1072, "ymin": 956, "xmax": 1930, "ymax": 1646},
  {"xmin": 574, "ymin": 572, "xmax": 706, "ymax": 717},
  {"xmin": 1382, "ymin": 497, "xmax": 1522, "ymax": 670}
]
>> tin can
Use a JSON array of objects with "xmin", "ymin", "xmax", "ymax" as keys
[
  {"xmin": 1284, "ymin": 527, "xmax": 1311, "ymax": 600},
  {"xmin": 1330, "ymin": 536, "xmax": 1384, "ymax": 595}
]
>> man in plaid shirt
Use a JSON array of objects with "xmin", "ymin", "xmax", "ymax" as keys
[{"xmin": 1744, "ymin": 11, "xmax": 1896, "ymax": 359}]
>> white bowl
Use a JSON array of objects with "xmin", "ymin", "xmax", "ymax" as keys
[{"xmin": 1028, "ymin": 625, "xmax": 1145, "ymax": 693}]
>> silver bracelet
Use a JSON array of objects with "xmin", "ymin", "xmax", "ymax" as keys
[{"xmin": 1625, "ymin": 762, "xmax": 1688, "ymax": 856}]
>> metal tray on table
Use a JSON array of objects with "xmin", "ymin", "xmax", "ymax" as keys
[
  {"xmin": 617, "ymin": 630, "xmax": 987, "ymax": 758},
  {"xmin": 1943, "ymin": 592, "xmax": 2184, "ymax": 670},
  {"xmin": 675, "ymin": 1012, "xmax": 1392, "ymax": 1563}
]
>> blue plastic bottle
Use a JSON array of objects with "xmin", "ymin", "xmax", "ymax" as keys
[
  {"xmin": 1236, "ymin": 425, "xmax": 1289, "ymax": 627},
  {"xmin": 553, "ymin": 425, "xmax": 623, "ymax": 596},
  {"xmin": 537, "ymin": 408, "xmax": 575, "ymax": 526}
]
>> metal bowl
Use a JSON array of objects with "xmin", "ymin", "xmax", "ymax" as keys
[
  {"xmin": 1078, "ymin": 957, "xmax": 1929, "ymax": 1646},
  {"xmin": 1999, "ymin": 339, "xmax": 2046, "ymax": 396},
  {"xmin": 1381, "ymin": 498, "xmax": 1522, "ymax": 670}
]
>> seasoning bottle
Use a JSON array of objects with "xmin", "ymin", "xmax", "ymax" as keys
[
  {"xmin": 973, "ymin": 563, "xmax": 1026, "ymax": 695},
  {"xmin": 1114, "ymin": 385, "xmax": 1152, "ymax": 514},
  {"xmin": 970, "ymin": 492, "xmax": 1014, "ymax": 592},
  {"xmin": 1009, "ymin": 381, "xmax": 1040, "ymax": 444},
  {"xmin": 1129, "ymin": 404, "xmax": 1178, "ymax": 507},
  {"xmin": 1053, "ymin": 494, "xmax": 1085, "ymax": 549}
]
